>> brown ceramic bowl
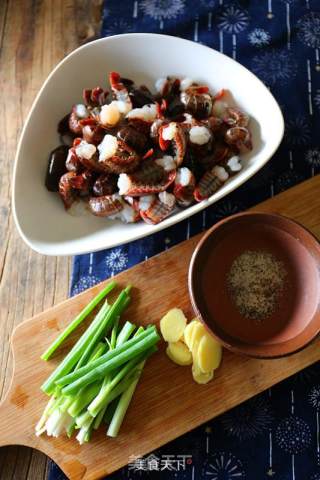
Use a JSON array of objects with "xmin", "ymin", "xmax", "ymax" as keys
[{"xmin": 188, "ymin": 212, "xmax": 320, "ymax": 358}]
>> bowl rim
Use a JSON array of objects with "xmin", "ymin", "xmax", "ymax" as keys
[
  {"xmin": 188, "ymin": 211, "xmax": 320, "ymax": 359},
  {"xmin": 12, "ymin": 33, "xmax": 285, "ymax": 256}
]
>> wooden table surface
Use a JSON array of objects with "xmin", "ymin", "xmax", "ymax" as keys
[
  {"xmin": 1, "ymin": 2, "xmax": 320, "ymax": 480},
  {"xmin": 0, "ymin": 1, "xmax": 102, "ymax": 478}
]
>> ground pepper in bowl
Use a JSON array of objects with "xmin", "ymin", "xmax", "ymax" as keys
[{"xmin": 227, "ymin": 250, "xmax": 287, "ymax": 321}]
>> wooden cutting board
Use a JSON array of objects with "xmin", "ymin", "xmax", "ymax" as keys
[{"xmin": 1, "ymin": 176, "xmax": 320, "ymax": 480}]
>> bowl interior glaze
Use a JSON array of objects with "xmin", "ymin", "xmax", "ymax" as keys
[{"xmin": 189, "ymin": 213, "xmax": 320, "ymax": 358}]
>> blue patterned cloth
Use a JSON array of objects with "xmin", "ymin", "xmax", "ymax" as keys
[{"xmin": 48, "ymin": 1, "xmax": 320, "ymax": 479}]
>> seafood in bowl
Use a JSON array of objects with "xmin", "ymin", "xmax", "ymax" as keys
[
  {"xmin": 13, "ymin": 33, "xmax": 284, "ymax": 255},
  {"xmin": 46, "ymin": 72, "xmax": 252, "ymax": 225}
]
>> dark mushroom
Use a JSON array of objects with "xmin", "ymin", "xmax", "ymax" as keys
[{"xmin": 45, "ymin": 145, "xmax": 69, "ymax": 192}]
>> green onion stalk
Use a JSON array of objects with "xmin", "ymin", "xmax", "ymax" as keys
[
  {"xmin": 41, "ymin": 287, "xmax": 130, "ymax": 395},
  {"xmin": 41, "ymin": 281, "xmax": 116, "ymax": 361},
  {"xmin": 36, "ymin": 285, "xmax": 159, "ymax": 444}
]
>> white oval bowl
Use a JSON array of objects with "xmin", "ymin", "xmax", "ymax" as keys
[{"xmin": 13, "ymin": 33, "xmax": 284, "ymax": 256}]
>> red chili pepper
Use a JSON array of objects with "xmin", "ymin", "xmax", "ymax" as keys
[
  {"xmin": 173, "ymin": 184, "xmax": 184, "ymax": 197},
  {"xmin": 161, "ymin": 98, "xmax": 167, "ymax": 112},
  {"xmin": 195, "ymin": 86, "xmax": 209, "ymax": 94},
  {"xmin": 73, "ymin": 137, "xmax": 82, "ymax": 147},
  {"xmin": 156, "ymin": 101, "xmax": 162, "ymax": 118},
  {"xmin": 109, "ymin": 71, "xmax": 121, "ymax": 89},
  {"xmin": 69, "ymin": 174, "xmax": 86, "ymax": 190},
  {"xmin": 91, "ymin": 87, "xmax": 104, "ymax": 104},
  {"xmin": 79, "ymin": 117, "xmax": 97, "ymax": 127},
  {"xmin": 155, "ymin": 100, "xmax": 167, "ymax": 118},
  {"xmin": 214, "ymin": 89, "xmax": 225, "ymax": 100},
  {"xmin": 162, "ymin": 80, "xmax": 170, "ymax": 98},
  {"xmin": 173, "ymin": 78, "xmax": 181, "ymax": 92},
  {"xmin": 194, "ymin": 188, "xmax": 207, "ymax": 202},
  {"xmin": 92, "ymin": 87, "xmax": 103, "ymax": 94},
  {"xmin": 83, "ymin": 89, "xmax": 92, "ymax": 105},
  {"xmin": 143, "ymin": 148, "xmax": 154, "ymax": 160},
  {"xmin": 158, "ymin": 126, "xmax": 171, "ymax": 151}
]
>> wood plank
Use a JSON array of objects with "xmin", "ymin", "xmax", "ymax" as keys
[
  {"xmin": 0, "ymin": 176, "xmax": 319, "ymax": 480},
  {"xmin": 0, "ymin": 1, "xmax": 102, "ymax": 478}
]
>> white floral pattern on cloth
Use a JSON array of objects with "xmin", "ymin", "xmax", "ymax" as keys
[
  {"xmin": 202, "ymin": 452, "xmax": 245, "ymax": 479},
  {"xmin": 274, "ymin": 170, "xmax": 304, "ymax": 193},
  {"xmin": 248, "ymin": 28, "xmax": 271, "ymax": 47},
  {"xmin": 71, "ymin": 274, "xmax": 100, "ymax": 295},
  {"xmin": 297, "ymin": 12, "xmax": 320, "ymax": 48},
  {"xmin": 305, "ymin": 148, "xmax": 320, "ymax": 167},
  {"xmin": 221, "ymin": 396, "xmax": 273, "ymax": 440},
  {"xmin": 315, "ymin": 89, "xmax": 320, "ymax": 109},
  {"xmin": 105, "ymin": 248, "xmax": 128, "ymax": 273},
  {"xmin": 275, "ymin": 416, "xmax": 312, "ymax": 454},
  {"xmin": 217, "ymin": 5, "xmax": 249, "ymax": 34},
  {"xmin": 251, "ymin": 49, "xmax": 298, "ymax": 86},
  {"xmin": 103, "ymin": 19, "xmax": 133, "ymax": 36},
  {"xmin": 309, "ymin": 385, "xmax": 320, "ymax": 409},
  {"xmin": 140, "ymin": 0, "xmax": 185, "ymax": 21},
  {"xmin": 285, "ymin": 115, "xmax": 311, "ymax": 146},
  {"xmin": 200, "ymin": 0, "xmax": 216, "ymax": 8},
  {"xmin": 210, "ymin": 199, "xmax": 241, "ymax": 222}
]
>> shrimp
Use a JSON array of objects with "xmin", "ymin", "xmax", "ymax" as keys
[
  {"xmin": 109, "ymin": 71, "xmax": 132, "ymax": 115},
  {"xmin": 194, "ymin": 166, "xmax": 229, "ymax": 202},
  {"xmin": 173, "ymin": 167, "xmax": 196, "ymax": 207},
  {"xmin": 140, "ymin": 191, "xmax": 176, "ymax": 224},
  {"xmin": 117, "ymin": 161, "xmax": 176, "ymax": 196}
]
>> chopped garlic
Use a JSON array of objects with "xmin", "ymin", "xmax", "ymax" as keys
[
  {"xmin": 162, "ymin": 122, "xmax": 177, "ymax": 141},
  {"xmin": 100, "ymin": 102, "xmax": 121, "ymax": 126},
  {"xmin": 75, "ymin": 104, "xmax": 88, "ymax": 118},
  {"xmin": 227, "ymin": 155, "xmax": 242, "ymax": 172},
  {"xmin": 117, "ymin": 173, "xmax": 129, "ymax": 195},
  {"xmin": 116, "ymin": 99, "xmax": 132, "ymax": 115},
  {"xmin": 189, "ymin": 126, "xmax": 211, "ymax": 145},
  {"xmin": 155, "ymin": 155, "xmax": 176, "ymax": 171},
  {"xmin": 98, "ymin": 135, "xmax": 118, "ymax": 162},
  {"xmin": 75, "ymin": 140, "xmax": 96, "ymax": 159},
  {"xmin": 183, "ymin": 113, "xmax": 194, "ymax": 124},
  {"xmin": 126, "ymin": 104, "xmax": 157, "ymax": 122},
  {"xmin": 180, "ymin": 77, "xmax": 193, "ymax": 91},
  {"xmin": 175, "ymin": 167, "xmax": 192, "ymax": 187}
]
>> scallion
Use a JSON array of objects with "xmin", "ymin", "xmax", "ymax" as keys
[
  {"xmin": 57, "ymin": 326, "xmax": 156, "ymax": 388},
  {"xmin": 41, "ymin": 281, "xmax": 116, "ymax": 361},
  {"xmin": 60, "ymin": 329, "xmax": 159, "ymax": 396},
  {"xmin": 107, "ymin": 360, "xmax": 145, "ymax": 438}
]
